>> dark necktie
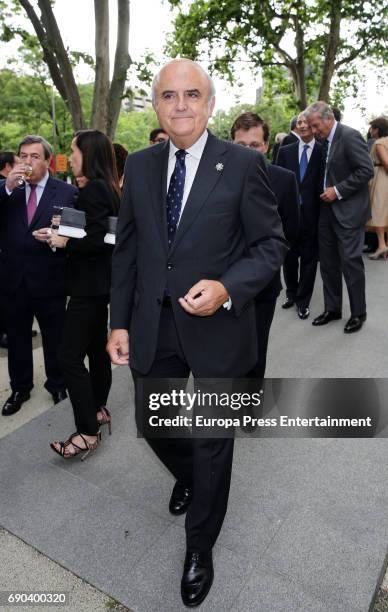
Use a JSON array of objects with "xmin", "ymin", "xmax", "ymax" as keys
[
  {"xmin": 299, "ymin": 144, "xmax": 309, "ymax": 181},
  {"xmin": 319, "ymin": 139, "xmax": 329, "ymax": 192},
  {"xmin": 166, "ymin": 149, "xmax": 187, "ymax": 246}
]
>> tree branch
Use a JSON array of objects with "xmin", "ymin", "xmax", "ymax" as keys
[
  {"xmin": 37, "ymin": 0, "xmax": 85, "ymax": 129},
  {"xmin": 18, "ymin": 0, "xmax": 67, "ymax": 101},
  {"xmin": 107, "ymin": 0, "xmax": 131, "ymax": 138}
]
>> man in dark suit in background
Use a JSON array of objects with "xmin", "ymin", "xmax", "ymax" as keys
[
  {"xmin": 277, "ymin": 110, "xmax": 322, "ymax": 319},
  {"xmin": 231, "ymin": 112, "xmax": 299, "ymax": 377},
  {"xmin": 107, "ymin": 59, "xmax": 287, "ymax": 607},
  {"xmin": 0, "ymin": 151, "xmax": 19, "ymax": 349},
  {"xmin": 278, "ymin": 115, "xmax": 300, "ymax": 149},
  {"xmin": 305, "ymin": 102, "xmax": 374, "ymax": 333},
  {"xmin": 149, "ymin": 127, "xmax": 169, "ymax": 145},
  {"xmin": 0, "ymin": 135, "xmax": 77, "ymax": 415}
]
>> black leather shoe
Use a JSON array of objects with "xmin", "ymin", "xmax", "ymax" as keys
[
  {"xmin": 0, "ymin": 333, "xmax": 8, "ymax": 349},
  {"xmin": 282, "ymin": 298, "xmax": 295, "ymax": 309},
  {"xmin": 181, "ymin": 550, "xmax": 213, "ymax": 607},
  {"xmin": 344, "ymin": 313, "xmax": 366, "ymax": 334},
  {"xmin": 2, "ymin": 391, "xmax": 30, "ymax": 416},
  {"xmin": 312, "ymin": 311, "xmax": 342, "ymax": 326},
  {"xmin": 169, "ymin": 481, "xmax": 192, "ymax": 515},
  {"xmin": 297, "ymin": 306, "xmax": 310, "ymax": 320},
  {"xmin": 51, "ymin": 390, "xmax": 68, "ymax": 405}
]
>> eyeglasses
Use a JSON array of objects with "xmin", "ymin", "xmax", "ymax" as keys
[{"xmin": 154, "ymin": 137, "xmax": 168, "ymax": 144}]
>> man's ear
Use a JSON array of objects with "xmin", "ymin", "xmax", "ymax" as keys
[{"xmin": 209, "ymin": 96, "xmax": 216, "ymax": 117}]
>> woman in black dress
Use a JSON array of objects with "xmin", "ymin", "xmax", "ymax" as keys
[{"xmin": 48, "ymin": 130, "xmax": 120, "ymax": 459}]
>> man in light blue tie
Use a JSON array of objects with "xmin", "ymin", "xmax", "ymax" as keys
[{"xmin": 277, "ymin": 111, "xmax": 323, "ymax": 319}]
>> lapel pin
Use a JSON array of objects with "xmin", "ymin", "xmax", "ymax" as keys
[{"xmin": 215, "ymin": 162, "xmax": 224, "ymax": 172}]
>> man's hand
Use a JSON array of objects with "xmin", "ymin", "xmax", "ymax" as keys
[
  {"xmin": 32, "ymin": 228, "xmax": 52, "ymax": 243},
  {"xmin": 48, "ymin": 232, "xmax": 69, "ymax": 249},
  {"xmin": 5, "ymin": 163, "xmax": 30, "ymax": 192},
  {"xmin": 107, "ymin": 329, "xmax": 129, "ymax": 365},
  {"xmin": 179, "ymin": 280, "xmax": 229, "ymax": 316},
  {"xmin": 320, "ymin": 187, "xmax": 337, "ymax": 202}
]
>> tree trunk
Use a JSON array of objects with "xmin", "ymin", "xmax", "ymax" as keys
[
  {"xmin": 318, "ymin": 0, "xmax": 342, "ymax": 101},
  {"xmin": 36, "ymin": 0, "xmax": 86, "ymax": 130},
  {"xmin": 107, "ymin": 0, "xmax": 131, "ymax": 139},
  {"xmin": 293, "ymin": 13, "xmax": 307, "ymax": 109},
  {"xmin": 19, "ymin": 0, "xmax": 68, "ymax": 103},
  {"xmin": 91, "ymin": 0, "xmax": 110, "ymax": 132}
]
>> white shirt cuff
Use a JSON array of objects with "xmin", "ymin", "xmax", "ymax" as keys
[
  {"xmin": 223, "ymin": 297, "xmax": 232, "ymax": 310},
  {"xmin": 334, "ymin": 186, "xmax": 342, "ymax": 200},
  {"xmin": 5, "ymin": 186, "xmax": 13, "ymax": 195}
]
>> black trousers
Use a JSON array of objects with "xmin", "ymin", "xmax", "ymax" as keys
[
  {"xmin": 4, "ymin": 285, "xmax": 66, "ymax": 394},
  {"xmin": 283, "ymin": 224, "xmax": 318, "ymax": 308},
  {"xmin": 248, "ymin": 298, "xmax": 277, "ymax": 380},
  {"xmin": 59, "ymin": 295, "xmax": 111, "ymax": 436},
  {"xmin": 131, "ymin": 304, "xmax": 234, "ymax": 552}
]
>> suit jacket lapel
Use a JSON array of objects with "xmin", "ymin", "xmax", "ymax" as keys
[
  {"xmin": 303, "ymin": 143, "xmax": 318, "ymax": 182},
  {"xmin": 169, "ymin": 134, "xmax": 227, "ymax": 255},
  {"xmin": 14, "ymin": 187, "xmax": 29, "ymax": 230},
  {"xmin": 29, "ymin": 177, "xmax": 56, "ymax": 230},
  {"xmin": 327, "ymin": 123, "xmax": 341, "ymax": 169},
  {"xmin": 288, "ymin": 146, "xmax": 300, "ymax": 181},
  {"xmin": 149, "ymin": 142, "xmax": 169, "ymax": 254}
]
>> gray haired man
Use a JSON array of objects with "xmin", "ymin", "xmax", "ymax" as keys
[{"xmin": 305, "ymin": 101, "xmax": 374, "ymax": 333}]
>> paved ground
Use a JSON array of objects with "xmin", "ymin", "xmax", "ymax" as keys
[{"xmin": 0, "ymin": 256, "xmax": 388, "ymax": 611}]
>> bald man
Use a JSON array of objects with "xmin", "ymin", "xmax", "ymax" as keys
[{"xmin": 107, "ymin": 59, "xmax": 287, "ymax": 607}]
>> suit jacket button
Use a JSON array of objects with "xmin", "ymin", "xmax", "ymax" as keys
[
  {"xmin": 167, "ymin": 263, "xmax": 173, "ymax": 270},
  {"xmin": 157, "ymin": 298, "xmax": 162, "ymax": 305}
]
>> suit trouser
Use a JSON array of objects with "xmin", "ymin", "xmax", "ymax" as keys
[
  {"xmin": 283, "ymin": 223, "xmax": 318, "ymax": 307},
  {"xmin": 131, "ymin": 304, "xmax": 234, "ymax": 552},
  {"xmin": 58, "ymin": 295, "xmax": 111, "ymax": 436},
  {"xmin": 319, "ymin": 205, "xmax": 366, "ymax": 316},
  {"xmin": 247, "ymin": 299, "xmax": 276, "ymax": 380},
  {"xmin": 4, "ymin": 284, "xmax": 66, "ymax": 393}
]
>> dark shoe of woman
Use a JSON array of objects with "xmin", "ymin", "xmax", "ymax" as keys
[
  {"xmin": 50, "ymin": 432, "xmax": 100, "ymax": 461},
  {"xmin": 96, "ymin": 406, "xmax": 112, "ymax": 435}
]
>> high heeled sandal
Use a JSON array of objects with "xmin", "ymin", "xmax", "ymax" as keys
[
  {"xmin": 50, "ymin": 431, "xmax": 101, "ymax": 461},
  {"xmin": 368, "ymin": 247, "xmax": 388, "ymax": 260},
  {"xmin": 97, "ymin": 407, "xmax": 112, "ymax": 435}
]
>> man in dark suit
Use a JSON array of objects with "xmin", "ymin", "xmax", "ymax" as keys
[
  {"xmin": 278, "ymin": 115, "xmax": 300, "ymax": 148},
  {"xmin": 107, "ymin": 59, "xmax": 287, "ymax": 607},
  {"xmin": 0, "ymin": 135, "xmax": 77, "ymax": 415},
  {"xmin": 277, "ymin": 111, "xmax": 322, "ymax": 319},
  {"xmin": 0, "ymin": 151, "xmax": 18, "ymax": 349},
  {"xmin": 305, "ymin": 102, "xmax": 374, "ymax": 333},
  {"xmin": 231, "ymin": 112, "xmax": 299, "ymax": 376}
]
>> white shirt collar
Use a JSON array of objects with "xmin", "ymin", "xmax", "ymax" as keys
[
  {"xmin": 169, "ymin": 130, "xmax": 209, "ymax": 161},
  {"xmin": 299, "ymin": 138, "xmax": 315, "ymax": 148},
  {"xmin": 31, "ymin": 171, "xmax": 50, "ymax": 189},
  {"xmin": 327, "ymin": 121, "xmax": 338, "ymax": 144}
]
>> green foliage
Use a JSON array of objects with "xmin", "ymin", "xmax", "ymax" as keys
[
  {"xmin": 0, "ymin": 64, "xmax": 161, "ymax": 155},
  {"xmin": 167, "ymin": 0, "xmax": 388, "ymax": 106},
  {"xmin": 210, "ymin": 98, "xmax": 295, "ymax": 158},
  {"xmin": 115, "ymin": 108, "xmax": 161, "ymax": 153}
]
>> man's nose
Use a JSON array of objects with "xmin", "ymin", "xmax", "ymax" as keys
[{"xmin": 175, "ymin": 94, "xmax": 187, "ymax": 110}]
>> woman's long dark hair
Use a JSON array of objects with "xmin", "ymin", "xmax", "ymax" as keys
[{"xmin": 74, "ymin": 129, "xmax": 121, "ymax": 211}]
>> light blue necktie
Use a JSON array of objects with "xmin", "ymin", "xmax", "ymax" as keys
[{"xmin": 299, "ymin": 144, "xmax": 309, "ymax": 181}]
